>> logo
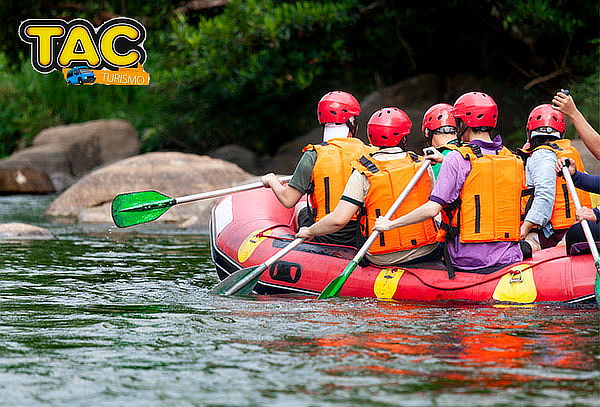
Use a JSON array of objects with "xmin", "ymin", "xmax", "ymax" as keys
[{"xmin": 18, "ymin": 18, "xmax": 150, "ymax": 86}]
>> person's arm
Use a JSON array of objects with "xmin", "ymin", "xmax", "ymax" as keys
[
  {"xmin": 522, "ymin": 150, "xmax": 557, "ymax": 235},
  {"xmin": 374, "ymin": 200, "xmax": 442, "ymax": 231},
  {"xmin": 552, "ymin": 92, "xmax": 600, "ymax": 160},
  {"xmin": 556, "ymin": 157, "xmax": 600, "ymax": 194},
  {"xmin": 262, "ymin": 150, "xmax": 315, "ymax": 208},
  {"xmin": 261, "ymin": 174, "xmax": 303, "ymax": 208},
  {"xmin": 296, "ymin": 200, "xmax": 358, "ymax": 238},
  {"xmin": 377, "ymin": 150, "xmax": 468, "ymax": 231},
  {"xmin": 571, "ymin": 171, "xmax": 600, "ymax": 194}
]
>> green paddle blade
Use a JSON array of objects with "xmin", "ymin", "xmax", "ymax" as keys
[
  {"xmin": 318, "ymin": 260, "xmax": 359, "ymax": 299},
  {"xmin": 111, "ymin": 190, "xmax": 176, "ymax": 228},
  {"xmin": 595, "ymin": 275, "xmax": 600, "ymax": 307},
  {"xmin": 595, "ymin": 264, "xmax": 600, "ymax": 307},
  {"xmin": 210, "ymin": 265, "xmax": 265, "ymax": 296}
]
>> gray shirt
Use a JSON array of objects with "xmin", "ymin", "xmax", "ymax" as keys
[
  {"xmin": 525, "ymin": 148, "xmax": 558, "ymax": 237},
  {"xmin": 288, "ymin": 150, "xmax": 317, "ymax": 194}
]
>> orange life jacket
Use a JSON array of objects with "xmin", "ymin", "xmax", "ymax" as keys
[
  {"xmin": 303, "ymin": 137, "xmax": 372, "ymax": 222},
  {"xmin": 519, "ymin": 139, "xmax": 592, "ymax": 230},
  {"xmin": 438, "ymin": 144, "xmax": 523, "ymax": 243},
  {"xmin": 352, "ymin": 151, "xmax": 438, "ymax": 255},
  {"xmin": 437, "ymin": 141, "xmax": 461, "ymax": 153}
]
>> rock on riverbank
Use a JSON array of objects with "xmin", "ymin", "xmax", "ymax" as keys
[
  {"xmin": 0, "ymin": 119, "xmax": 139, "ymax": 193},
  {"xmin": 0, "ymin": 223, "xmax": 55, "ymax": 239},
  {"xmin": 45, "ymin": 152, "xmax": 255, "ymax": 228}
]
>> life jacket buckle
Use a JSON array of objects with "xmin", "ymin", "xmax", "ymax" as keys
[{"xmin": 509, "ymin": 271, "xmax": 523, "ymax": 284}]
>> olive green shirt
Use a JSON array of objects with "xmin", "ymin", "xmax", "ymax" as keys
[
  {"xmin": 290, "ymin": 150, "xmax": 359, "ymax": 247},
  {"xmin": 288, "ymin": 150, "xmax": 317, "ymax": 194}
]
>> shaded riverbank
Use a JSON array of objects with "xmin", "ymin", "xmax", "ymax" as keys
[{"xmin": 0, "ymin": 195, "xmax": 597, "ymax": 406}]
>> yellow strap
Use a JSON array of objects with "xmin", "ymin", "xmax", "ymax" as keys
[
  {"xmin": 492, "ymin": 264, "xmax": 537, "ymax": 303},
  {"xmin": 373, "ymin": 268, "xmax": 404, "ymax": 299},
  {"xmin": 237, "ymin": 229, "xmax": 273, "ymax": 263}
]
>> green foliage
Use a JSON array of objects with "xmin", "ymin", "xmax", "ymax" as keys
[
  {"xmin": 494, "ymin": 0, "xmax": 598, "ymax": 75},
  {"xmin": 0, "ymin": 55, "xmax": 158, "ymax": 158},
  {"xmin": 498, "ymin": 0, "xmax": 586, "ymax": 36},
  {"xmin": 0, "ymin": 0, "xmax": 597, "ymax": 158},
  {"xmin": 152, "ymin": 0, "xmax": 359, "ymax": 153},
  {"xmin": 0, "ymin": 0, "xmax": 175, "ymax": 67},
  {"xmin": 568, "ymin": 72, "xmax": 600, "ymax": 135},
  {"xmin": 568, "ymin": 38, "xmax": 600, "ymax": 133}
]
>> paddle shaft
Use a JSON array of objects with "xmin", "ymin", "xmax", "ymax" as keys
[
  {"xmin": 222, "ymin": 237, "xmax": 305, "ymax": 295},
  {"xmin": 562, "ymin": 168, "xmax": 600, "ymax": 263},
  {"xmin": 176, "ymin": 175, "xmax": 292, "ymax": 204},
  {"xmin": 352, "ymin": 158, "xmax": 433, "ymax": 263}
]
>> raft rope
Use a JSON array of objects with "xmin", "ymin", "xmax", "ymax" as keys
[
  {"xmin": 255, "ymin": 228, "xmax": 575, "ymax": 291},
  {"xmin": 400, "ymin": 255, "xmax": 570, "ymax": 291},
  {"xmin": 256, "ymin": 227, "xmax": 359, "ymax": 250}
]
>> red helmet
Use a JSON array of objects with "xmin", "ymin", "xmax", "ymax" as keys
[
  {"xmin": 317, "ymin": 91, "xmax": 361, "ymax": 125},
  {"xmin": 452, "ymin": 92, "xmax": 498, "ymax": 128},
  {"xmin": 526, "ymin": 104, "xmax": 565, "ymax": 134},
  {"xmin": 367, "ymin": 107, "xmax": 412, "ymax": 147},
  {"xmin": 422, "ymin": 103, "xmax": 457, "ymax": 135}
]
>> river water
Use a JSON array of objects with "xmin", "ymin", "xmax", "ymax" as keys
[{"xmin": 0, "ymin": 194, "xmax": 598, "ymax": 406}]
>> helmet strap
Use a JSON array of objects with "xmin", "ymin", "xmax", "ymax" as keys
[
  {"xmin": 346, "ymin": 117, "xmax": 358, "ymax": 137},
  {"xmin": 456, "ymin": 119, "xmax": 468, "ymax": 143},
  {"xmin": 424, "ymin": 129, "xmax": 433, "ymax": 146},
  {"xmin": 398, "ymin": 137, "xmax": 407, "ymax": 150}
]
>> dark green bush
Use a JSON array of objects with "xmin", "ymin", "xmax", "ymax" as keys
[
  {"xmin": 0, "ymin": 55, "xmax": 158, "ymax": 157},
  {"xmin": 149, "ymin": 0, "xmax": 359, "ymax": 153},
  {"xmin": 0, "ymin": 0, "xmax": 597, "ymax": 158}
]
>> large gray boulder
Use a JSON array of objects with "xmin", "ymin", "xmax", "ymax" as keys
[
  {"xmin": 209, "ymin": 144, "xmax": 259, "ymax": 174},
  {"xmin": 0, "ymin": 167, "xmax": 54, "ymax": 194},
  {"xmin": 0, "ymin": 119, "xmax": 139, "ymax": 193},
  {"xmin": 0, "ymin": 223, "xmax": 55, "ymax": 239},
  {"xmin": 45, "ymin": 152, "xmax": 255, "ymax": 228}
]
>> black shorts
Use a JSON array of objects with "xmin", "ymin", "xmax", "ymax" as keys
[
  {"xmin": 565, "ymin": 221, "xmax": 600, "ymax": 255},
  {"xmin": 297, "ymin": 206, "xmax": 360, "ymax": 248}
]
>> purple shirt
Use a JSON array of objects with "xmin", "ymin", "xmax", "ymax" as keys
[{"xmin": 430, "ymin": 136, "xmax": 523, "ymax": 270}]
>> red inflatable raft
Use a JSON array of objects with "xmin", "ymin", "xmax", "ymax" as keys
[{"xmin": 210, "ymin": 188, "xmax": 596, "ymax": 304}]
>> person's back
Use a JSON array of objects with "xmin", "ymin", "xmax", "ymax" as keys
[
  {"xmin": 519, "ymin": 104, "xmax": 593, "ymax": 252},
  {"xmin": 434, "ymin": 141, "xmax": 524, "ymax": 271},
  {"xmin": 295, "ymin": 106, "xmax": 441, "ymax": 264},
  {"xmin": 302, "ymin": 137, "xmax": 370, "ymax": 224},
  {"xmin": 261, "ymin": 90, "xmax": 371, "ymax": 247},
  {"xmin": 355, "ymin": 147, "xmax": 439, "ymax": 265},
  {"xmin": 430, "ymin": 92, "xmax": 524, "ymax": 272}
]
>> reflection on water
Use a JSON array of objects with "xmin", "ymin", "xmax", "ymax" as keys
[{"xmin": 0, "ymin": 194, "xmax": 598, "ymax": 406}]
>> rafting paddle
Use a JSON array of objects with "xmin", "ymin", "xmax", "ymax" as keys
[
  {"xmin": 318, "ymin": 149, "xmax": 436, "ymax": 299},
  {"xmin": 561, "ymin": 162, "xmax": 600, "ymax": 303},
  {"xmin": 210, "ymin": 237, "xmax": 305, "ymax": 296},
  {"xmin": 111, "ymin": 175, "xmax": 292, "ymax": 228}
]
